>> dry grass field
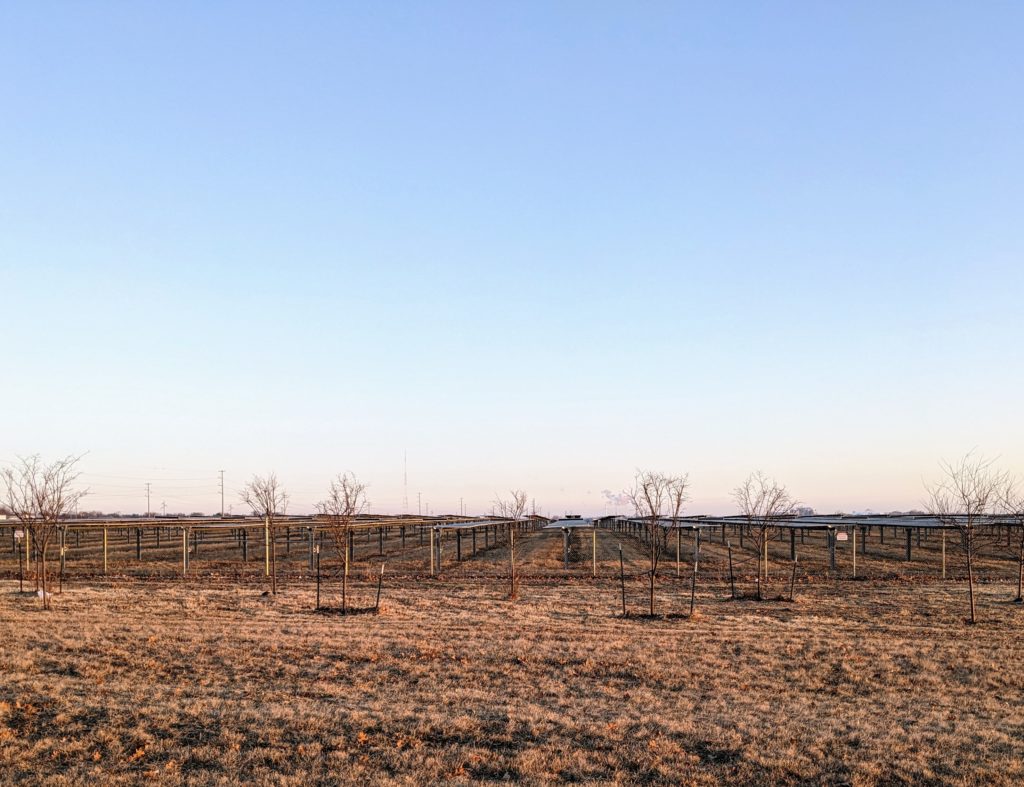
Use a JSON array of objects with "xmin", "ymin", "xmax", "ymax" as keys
[{"xmin": 3, "ymin": 527, "xmax": 1024, "ymax": 785}]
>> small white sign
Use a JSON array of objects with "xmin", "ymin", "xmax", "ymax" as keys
[
  {"xmin": 14, "ymin": 529, "xmax": 24, "ymax": 540},
  {"xmin": 836, "ymin": 532, "xmax": 849, "ymax": 542}
]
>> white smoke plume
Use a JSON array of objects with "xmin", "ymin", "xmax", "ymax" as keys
[{"xmin": 601, "ymin": 489, "xmax": 631, "ymax": 507}]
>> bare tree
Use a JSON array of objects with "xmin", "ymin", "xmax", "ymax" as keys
[
  {"xmin": 999, "ymin": 477, "xmax": 1024, "ymax": 604},
  {"xmin": 667, "ymin": 474, "xmax": 690, "ymax": 523},
  {"xmin": 732, "ymin": 472, "xmax": 796, "ymax": 601},
  {"xmin": 926, "ymin": 454, "xmax": 1005, "ymax": 624},
  {"xmin": 240, "ymin": 473, "xmax": 288, "ymax": 595},
  {"xmin": 494, "ymin": 489, "xmax": 527, "ymax": 600},
  {"xmin": 628, "ymin": 470, "xmax": 688, "ymax": 616},
  {"xmin": 316, "ymin": 472, "xmax": 367, "ymax": 613},
  {"xmin": 1, "ymin": 455, "xmax": 88, "ymax": 609}
]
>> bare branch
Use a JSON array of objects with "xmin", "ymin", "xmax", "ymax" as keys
[
  {"xmin": 1, "ymin": 454, "xmax": 88, "ymax": 609},
  {"xmin": 732, "ymin": 471, "xmax": 796, "ymax": 601},
  {"xmin": 315, "ymin": 472, "xmax": 367, "ymax": 613},
  {"xmin": 239, "ymin": 473, "xmax": 288, "ymax": 522},
  {"xmin": 925, "ymin": 453, "xmax": 1006, "ymax": 623}
]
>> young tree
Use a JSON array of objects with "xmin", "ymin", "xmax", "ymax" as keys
[
  {"xmin": 732, "ymin": 471, "xmax": 796, "ymax": 601},
  {"xmin": 1000, "ymin": 477, "xmax": 1024, "ymax": 604},
  {"xmin": 628, "ymin": 470, "xmax": 688, "ymax": 616},
  {"xmin": 667, "ymin": 474, "xmax": 690, "ymax": 523},
  {"xmin": 666, "ymin": 474, "xmax": 694, "ymax": 612},
  {"xmin": 494, "ymin": 489, "xmax": 527, "ymax": 600},
  {"xmin": 1, "ymin": 455, "xmax": 88, "ymax": 609},
  {"xmin": 240, "ymin": 473, "xmax": 288, "ymax": 595},
  {"xmin": 666, "ymin": 473, "xmax": 690, "ymax": 572},
  {"xmin": 316, "ymin": 472, "xmax": 367, "ymax": 613},
  {"xmin": 926, "ymin": 454, "xmax": 1005, "ymax": 624}
]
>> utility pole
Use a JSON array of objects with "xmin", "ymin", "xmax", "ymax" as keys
[
  {"xmin": 219, "ymin": 470, "xmax": 225, "ymax": 518},
  {"xmin": 418, "ymin": 492, "xmax": 422, "ymax": 516},
  {"xmin": 460, "ymin": 497, "xmax": 464, "ymax": 517},
  {"xmin": 146, "ymin": 483, "xmax": 151, "ymax": 517},
  {"xmin": 403, "ymin": 451, "xmax": 408, "ymax": 515},
  {"xmin": 161, "ymin": 501, "xmax": 166, "ymax": 516}
]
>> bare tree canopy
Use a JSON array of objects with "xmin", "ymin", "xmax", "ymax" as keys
[
  {"xmin": 1, "ymin": 454, "xmax": 88, "ymax": 609},
  {"xmin": 494, "ymin": 489, "xmax": 528, "ymax": 600},
  {"xmin": 316, "ymin": 472, "xmax": 368, "ymax": 613},
  {"xmin": 240, "ymin": 473, "xmax": 289, "ymax": 595},
  {"xmin": 732, "ymin": 471, "xmax": 797, "ymax": 601},
  {"xmin": 999, "ymin": 476, "xmax": 1024, "ymax": 604},
  {"xmin": 494, "ymin": 489, "xmax": 527, "ymax": 522},
  {"xmin": 666, "ymin": 474, "xmax": 690, "ymax": 521},
  {"xmin": 926, "ymin": 454, "xmax": 1007, "ymax": 623},
  {"xmin": 240, "ymin": 473, "xmax": 289, "ymax": 519},
  {"xmin": 628, "ymin": 470, "xmax": 690, "ymax": 615}
]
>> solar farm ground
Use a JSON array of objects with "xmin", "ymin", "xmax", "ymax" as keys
[{"xmin": 2, "ymin": 526, "xmax": 1024, "ymax": 784}]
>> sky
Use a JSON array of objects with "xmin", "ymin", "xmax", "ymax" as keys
[{"xmin": 2, "ymin": 3, "xmax": 1022, "ymax": 517}]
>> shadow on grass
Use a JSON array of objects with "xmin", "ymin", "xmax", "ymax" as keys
[
  {"xmin": 617, "ymin": 612, "xmax": 700, "ymax": 622},
  {"xmin": 313, "ymin": 605, "xmax": 381, "ymax": 616},
  {"xmin": 725, "ymin": 593, "xmax": 799, "ymax": 603}
]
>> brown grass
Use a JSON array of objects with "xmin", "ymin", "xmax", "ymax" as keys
[{"xmin": 2, "ymin": 528, "xmax": 1024, "ymax": 785}]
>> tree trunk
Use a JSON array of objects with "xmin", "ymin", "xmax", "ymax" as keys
[
  {"xmin": 619, "ymin": 545, "xmax": 626, "ymax": 617},
  {"xmin": 509, "ymin": 528, "xmax": 516, "ymax": 600},
  {"xmin": 689, "ymin": 540, "xmax": 697, "ymax": 616},
  {"xmin": 967, "ymin": 538, "xmax": 977, "ymax": 624},
  {"xmin": 40, "ymin": 545, "xmax": 49, "ymax": 610},
  {"xmin": 649, "ymin": 527, "xmax": 656, "ymax": 616},
  {"xmin": 375, "ymin": 562, "xmax": 385, "ymax": 611},
  {"xmin": 32, "ymin": 532, "xmax": 39, "ymax": 592},
  {"xmin": 342, "ymin": 543, "xmax": 349, "ymax": 614},
  {"xmin": 756, "ymin": 537, "xmax": 764, "ymax": 601},
  {"xmin": 271, "ymin": 524, "xmax": 277, "ymax": 595},
  {"xmin": 1017, "ymin": 537, "xmax": 1023, "ymax": 603}
]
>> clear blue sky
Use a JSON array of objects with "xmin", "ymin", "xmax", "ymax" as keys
[{"xmin": 2, "ymin": 3, "xmax": 1022, "ymax": 516}]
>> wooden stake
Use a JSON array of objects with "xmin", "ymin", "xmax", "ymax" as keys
[
  {"xmin": 852, "ymin": 526, "xmax": 857, "ymax": 578},
  {"xmin": 727, "ymin": 541, "xmax": 736, "ymax": 600},
  {"xmin": 264, "ymin": 517, "xmax": 270, "ymax": 576},
  {"xmin": 509, "ymin": 527, "xmax": 516, "ymax": 599},
  {"xmin": 689, "ymin": 531, "xmax": 698, "ymax": 616},
  {"xmin": 375, "ymin": 561, "xmax": 385, "ymax": 612},
  {"xmin": 58, "ymin": 528, "xmax": 66, "ymax": 594},
  {"xmin": 315, "ymin": 544, "xmax": 321, "ymax": 610},
  {"xmin": 619, "ymin": 544, "xmax": 626, "ymax": 617}
]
